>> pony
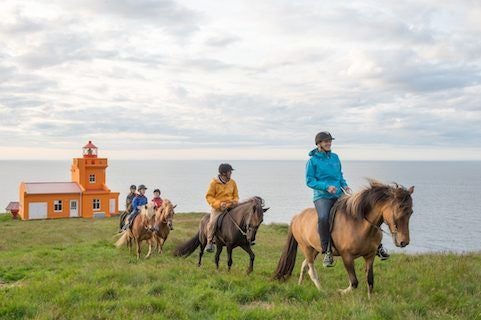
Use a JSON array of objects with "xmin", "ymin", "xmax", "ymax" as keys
[
  {"xmin": 115, "ymin": 203, "xmax": 157, "ymax": 259},
  {"xmin": 145, "ymin": 199, "xmax": 177, "ymax": 257},
  {"xmin": 174, "ymin": 196, "xmax": 269, "ymax": 274},
  {"xmin": 273, "ymin": 179, "xmax": 414, "ymax": 297}
]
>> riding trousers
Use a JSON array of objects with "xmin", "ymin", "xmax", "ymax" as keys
[
  {"xmin": 314, "ymin": 197, "xmax": 338, "ymax": 253},
  {"xmin": 206, "ymin": 208, "xmax": 224, "ymax": 243}
]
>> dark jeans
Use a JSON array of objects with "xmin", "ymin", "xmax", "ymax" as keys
[{"xmin": 314, "ymin": 198, "xmax": 338, "ymax": 253}]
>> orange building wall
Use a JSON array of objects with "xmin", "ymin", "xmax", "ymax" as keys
[
  {"xmin": 19, "ymin": 192, "xmax": 81, "ymax": 220},
  {"xmin": 71, "ymin": 158, "xmax": 109, "ymax": 191},
  {"xmin": 18, "ymin": 183, "xmax": 26, "ymax": 220},
  {"xmin": 80, "ymin": 193, "xmax": 119, "ymax": 218}
]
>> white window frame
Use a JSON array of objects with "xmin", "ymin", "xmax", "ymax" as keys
[
  {"xmin": 93, "ymin": 199, "xmax": 101, "ymax": 211},
  {"xmin": 54, "ymin": 200, "xmax": 62, "ymax": 212},
  {"xmin": 89, "ymin": 174, "xmax": 96, "ymax": 183}
]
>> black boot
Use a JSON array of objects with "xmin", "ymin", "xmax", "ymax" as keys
[{"xmin": 377, "ymin": 244, "xmax": 390, "ymax": 260}]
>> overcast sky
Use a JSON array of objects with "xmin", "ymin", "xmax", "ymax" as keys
[{"xmin": 1, "ymin": 0, "xmax": 480, "ymax": 160}]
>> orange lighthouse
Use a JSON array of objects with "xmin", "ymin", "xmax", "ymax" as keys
[{"xmin": 18, "ymin": 141, "xmax": 119, "ymax": 220}]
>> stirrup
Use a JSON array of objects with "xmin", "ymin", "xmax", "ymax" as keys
[{"xmin": 322, "ymin": 252, "xmax": 335, "ymax": 268}]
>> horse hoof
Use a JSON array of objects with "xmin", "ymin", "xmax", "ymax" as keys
[{"xmin": 338, "ymin": 287, "xmax": 353, "ymax": 295}]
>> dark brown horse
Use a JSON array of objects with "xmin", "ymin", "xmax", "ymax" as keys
[
  {"xmin": 274, "ymin": 180, "xmax": 414, "ymax": 297},
  {"xmin": 115, "ymin": 203, "xmax": 156, "ymax": 259},
  {"xmin": 174, "ymin": 196, "xmax": 269, "ymax": 274},
  {"xmin": 146, "ymin": 199, "xmax": 177, "ymax": 257}
]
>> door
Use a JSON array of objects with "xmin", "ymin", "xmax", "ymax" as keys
[
  {"xmin": 29, "ymin": 202, "xmax": 47, "ymax": 220},
  {"xmin": 70, "ymin": 200, "xmax": 78, "ymax": 217},
  {"xmin": 109, "ymin": 199, "xmax": 116, "ymax": 214}
]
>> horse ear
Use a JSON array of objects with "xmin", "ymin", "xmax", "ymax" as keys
[
  {"xmin": 263, "ymin": 207, "xmax": 270, "ymax": 213},
  {"xmin": 173, "ymin": 204, "xmax": 177, "ymax": 208},
  {"xmin": 408, "ymin": 186, "xmax": 414, "ymax": 194}
]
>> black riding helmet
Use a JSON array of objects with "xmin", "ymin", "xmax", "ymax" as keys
[
  {"xmin": 138, "ymin": 184, "xmax": 147, "ymax": 191},
  {"xmin": 130, "ymin": 184, "xmax": 136, "ymax": 190},
  {"xmin": 315, "ymin": 131, "xmax": 335, "ymax": 145},
  {"xmin": 218, "ymin": 163, "xmax": 234, "ymax": 174}
]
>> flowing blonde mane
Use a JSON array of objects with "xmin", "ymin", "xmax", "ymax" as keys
[{"xmin": 139, "ymin": 203, "xmax": 156, "ymax": 219}]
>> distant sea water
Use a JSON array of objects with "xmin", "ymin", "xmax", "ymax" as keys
[{"xmin": 1, "ymin": 160, "xmax": 480, "ymax": 254}]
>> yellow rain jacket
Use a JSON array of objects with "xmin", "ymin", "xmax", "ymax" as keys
[{"xmin": 205, "ymin": 177, "xmax": 239, "ymax": 210}]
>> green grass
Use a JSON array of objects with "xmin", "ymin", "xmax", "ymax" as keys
[{"xmin": 0, "ymin": 212, "xmax": 480, "ymax": 319}]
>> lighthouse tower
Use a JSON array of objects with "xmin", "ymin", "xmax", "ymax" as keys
[
  {"xmin": 71, "ymin": 141, "xmax": 119, "ymax": 218},
  {"xmin": 18, "ymin": 141, "xmax": 119, "ymax": 220}
]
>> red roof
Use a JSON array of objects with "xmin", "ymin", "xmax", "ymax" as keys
[
  {"xmin": 83, "ymin": 140, "xmax": 97, "ymax": 149},
  {"xmin": 24, "ymin": 182, "xmax": 82, "ymax": 194},
  {"xmin": 6, "ymin": 202, "xmax": 19, "ymax": 211}
]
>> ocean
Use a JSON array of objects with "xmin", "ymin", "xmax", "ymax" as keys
[{"xmin": 1, "ymin": 160, "xmax": 480, "ymax": 254}]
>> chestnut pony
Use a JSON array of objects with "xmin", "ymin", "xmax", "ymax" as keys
[
  {"xmin": 146, "ymin": 199, "xmax": 177, "ymax": 257},
  {"xmin": 274, "ymin": 180, "xmax": 414, "ymax": 297},
  {"xmin": 116, "ymin": 203, "xmax": 156, "ymax": 259}
]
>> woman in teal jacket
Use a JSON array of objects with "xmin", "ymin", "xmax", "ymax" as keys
[
  {"xmin": 306, "ymin": 131, "xmax": 389, "ymax": 267},
  {"xmin": 306, "ymin": 131, "xmax": 350, "ymax": 267}
]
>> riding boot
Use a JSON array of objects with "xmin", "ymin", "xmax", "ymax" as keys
[
  {"xmin": 322, "ymin": 251, "xmax": 334, "ymax": 268},
  {"xmin": 377, "ymin": 243, "xmax": 390, "ymax": 260},
  {"xmin": 205, "ymin": 242, "xmax": 215, "ymax": 253}
]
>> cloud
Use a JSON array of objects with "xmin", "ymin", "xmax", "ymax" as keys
[{"xmin": 0, "ymin": 0, "xmax": 480, "ymax": 159}]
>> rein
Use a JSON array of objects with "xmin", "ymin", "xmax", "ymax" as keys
[
  {"xmin": 227, "ymin": 209, "xmax": 248, "ymax": 236},
  {"xmin": 364, "ymin": 217, "xmax": 390, "ymax": 236}
]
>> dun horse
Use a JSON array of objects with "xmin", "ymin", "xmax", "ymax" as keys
[
  {"xmin": 146, "ymin": 199, "xmax": 177, "ymax": 257},
  {"xmin": 116, "ymin": 203, "xmax": 157, "ymax": 259},
  {"xmin": 174, "ymin": 196, "xmax": 269, "ymax": 274},
  {"xmin": 274, "ymin": 180, "xmax": 414, "ymax": 297}
]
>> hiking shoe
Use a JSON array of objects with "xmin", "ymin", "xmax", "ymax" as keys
[
  {"xmin": 377, "ymin": 244, "xmax": 390, "ymax": 260},
  {"xmin": 322, "ymin": 252, "xmax": 334, "ymax": 267},
  {"xmin": 205, "ymin": 243, "xmax": 215, "ymax": 253}
]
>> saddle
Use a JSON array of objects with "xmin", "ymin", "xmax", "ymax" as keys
[{"xmin": 215, "ymin": 209, "xmax": 230, "ymax": 230}]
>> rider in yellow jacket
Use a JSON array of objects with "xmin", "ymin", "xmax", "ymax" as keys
[{"xmin": 205, "ymin": 163, "xmax": 239, "ymax": 252}]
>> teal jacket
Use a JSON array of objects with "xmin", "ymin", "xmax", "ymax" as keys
[{"xmin": 305, "ymin": 148, "xmax": 348, "ymax": 201}]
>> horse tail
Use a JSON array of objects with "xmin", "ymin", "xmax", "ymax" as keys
[
  {"xmin": 119, "ymin": 211, "xmax": 128, "ymax": 230},
  {"xmin": 173, "ymin": 232, "xmax": 201, "ymax": 257},
  {"xmin": 115, "ymin": 231, "xmax": 130, "ymax": 248},
  {"xmin": 273, "ymin": 226, "xmax": 298, "ymax": 280}
]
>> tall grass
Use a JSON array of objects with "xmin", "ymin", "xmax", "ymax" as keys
[{"xmin": 0, "ymin": 213, "xmax": 479, "ymax": 319}]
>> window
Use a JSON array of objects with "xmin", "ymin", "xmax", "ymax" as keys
[
  {"xmin": 93, "ymin": 199, "xmax": 100, "ymax": 210},
  {"xmin": 89, "ymin": 174, "xmax": 96, "ymax": 183},
  {"xmin": 54, "ymin": 200, "xmax": 62, "ymax": 212}
]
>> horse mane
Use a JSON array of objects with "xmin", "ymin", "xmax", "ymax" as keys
[
  {"xmin": 140, "ymin": 203, "xmax": 156, "ymax": 219},
  {"xmin": 236, "ymin": 196, "xmax": 264, "ymax": 208},
  {"xmin": 333, "ymin": 179, "xmax": 410, "ymax": 220}
]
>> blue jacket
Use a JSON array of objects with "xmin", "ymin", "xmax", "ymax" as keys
[
  {"xmin": 305, "ymin": 148, "xmax": 348, "ymax": 201},
  {"xmin": 130, "ymin": 195, "xmax": 148, "ymax": 214}
]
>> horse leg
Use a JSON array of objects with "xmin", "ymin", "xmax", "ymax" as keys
[
  {"xmin": 226, "ymin": 245, "xmax": 234, "ymax": 272},
  {"xmin": 157, "ymin": 238, "xmax": 165, "ymax": 254},
  {"xmin": 127, "ymin": 236, "xmax": 132, "ymax": 254},
  {"xmin": 298, "ymin": 259, "xmax": 309, "ymax": 285},
  {"xmin": 215, "ymin": 245, "xmax": 223, "ymax": 271},
  {"xmin": 240, "ymin": 245, "xmax": 255, "ymax": 274},
  {"xmin": 299, "ymin": 244, "xmax": 321, "ymax": 290},
  {"xmin": 136, "ymin": 238, "xmax": 142, "ymax": 260},
  {"xmin": 364, "ymin": 254, "xmax": 375, "ymax": 299},
  {"xmin": 338, "ymin": 254, "xmax": 358, "ymax": 294},
  {"xmin": 145, "ymin": 238, "xmax": 153, "ymax": 259}
]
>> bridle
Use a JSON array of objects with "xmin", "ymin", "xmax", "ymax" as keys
[{"xmin": 227, "ymin": 199, "xmax": 262, "ymax": 237}]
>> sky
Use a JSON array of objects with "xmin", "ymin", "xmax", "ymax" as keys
[{"xmin": 1, "ymin": 0, "xmax": 481, "ymax": 160}]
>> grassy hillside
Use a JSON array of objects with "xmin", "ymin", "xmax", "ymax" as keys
[{"xmin": 0, "ymin": 213, "xmax": 480, "ymax": 320}]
